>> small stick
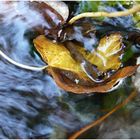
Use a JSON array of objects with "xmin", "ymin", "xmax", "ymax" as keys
[
  {"xmin": 69, "ymin": 90, "xmax": 137, "ymax": 139},
  {"xmin": 0, "ymin": 50, "xmax": 48, "ymax": 71},
  {"xmin": 69, "ymin": 5, "xmax": 140, "ymax": 24}
]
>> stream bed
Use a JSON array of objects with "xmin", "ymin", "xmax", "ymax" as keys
[{"xmin": 0, "ymin": 1, "xmax": 140, "ymax": 139}]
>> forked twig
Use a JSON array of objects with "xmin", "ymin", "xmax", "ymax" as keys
[
  {"xmin": 69, "ymin": 5, "xmax": 140, "ymax": 24},
  {"xmin": 0, "ymin": 50, "xmax": 48, "ymax": 71},
  {"xmin": 69, "ymin": 90, "xmax": 137, "ymax": 139}
]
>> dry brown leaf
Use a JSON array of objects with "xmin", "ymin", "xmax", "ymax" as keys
[{"xmin": 47, "ymin": 65, "xmax": 139, "ymax": 94}]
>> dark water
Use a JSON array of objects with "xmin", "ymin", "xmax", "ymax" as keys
[{"xmin": 0, "ymin": 1, "xmax": 140, "ymax": 139}]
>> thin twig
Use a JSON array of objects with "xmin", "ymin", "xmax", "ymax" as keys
[
  {"xmin": 69, "ymin": 5, "xmax": 140, "ymax": 24},
  {"xmin": 69, "ymin": 90, "xmax": 137, "ymax": 139},
  {"xmin": 0, "ymin": 50, "xmax": 48, "ymax": 71}
]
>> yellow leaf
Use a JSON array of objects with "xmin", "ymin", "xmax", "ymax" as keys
[
  {"xmin": 79, "ymin": 33, "xmax": 123, "ymax": 71},
  {"xmin": 33, "ymin": 35, "xmax": 86, "ymax": 77},
  {"xmin": 33, "ymin": 33, "xmax": 123, "ymax": 79}
]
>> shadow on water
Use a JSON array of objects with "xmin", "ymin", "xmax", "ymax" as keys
[{"xmin": 0, "ymin": 1, "xmax": 140, "ymax": 139}]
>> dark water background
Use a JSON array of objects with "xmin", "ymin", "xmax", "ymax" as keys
[{"xmin": 0, "ymin": 1, "xmax": 140, "ymax": 139}]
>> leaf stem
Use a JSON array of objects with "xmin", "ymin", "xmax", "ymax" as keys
[
  {"xmin": 69, "ymin": 5, "xmax": 140, "ymax": 24},
  {"xmin": 0, "ymin": 50, "xmax": 48, "ymax": 71}
]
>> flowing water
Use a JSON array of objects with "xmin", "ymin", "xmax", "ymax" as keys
[{"xmin": 0, "ymin": 1, "xmax": 140, "ymax": 139}]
